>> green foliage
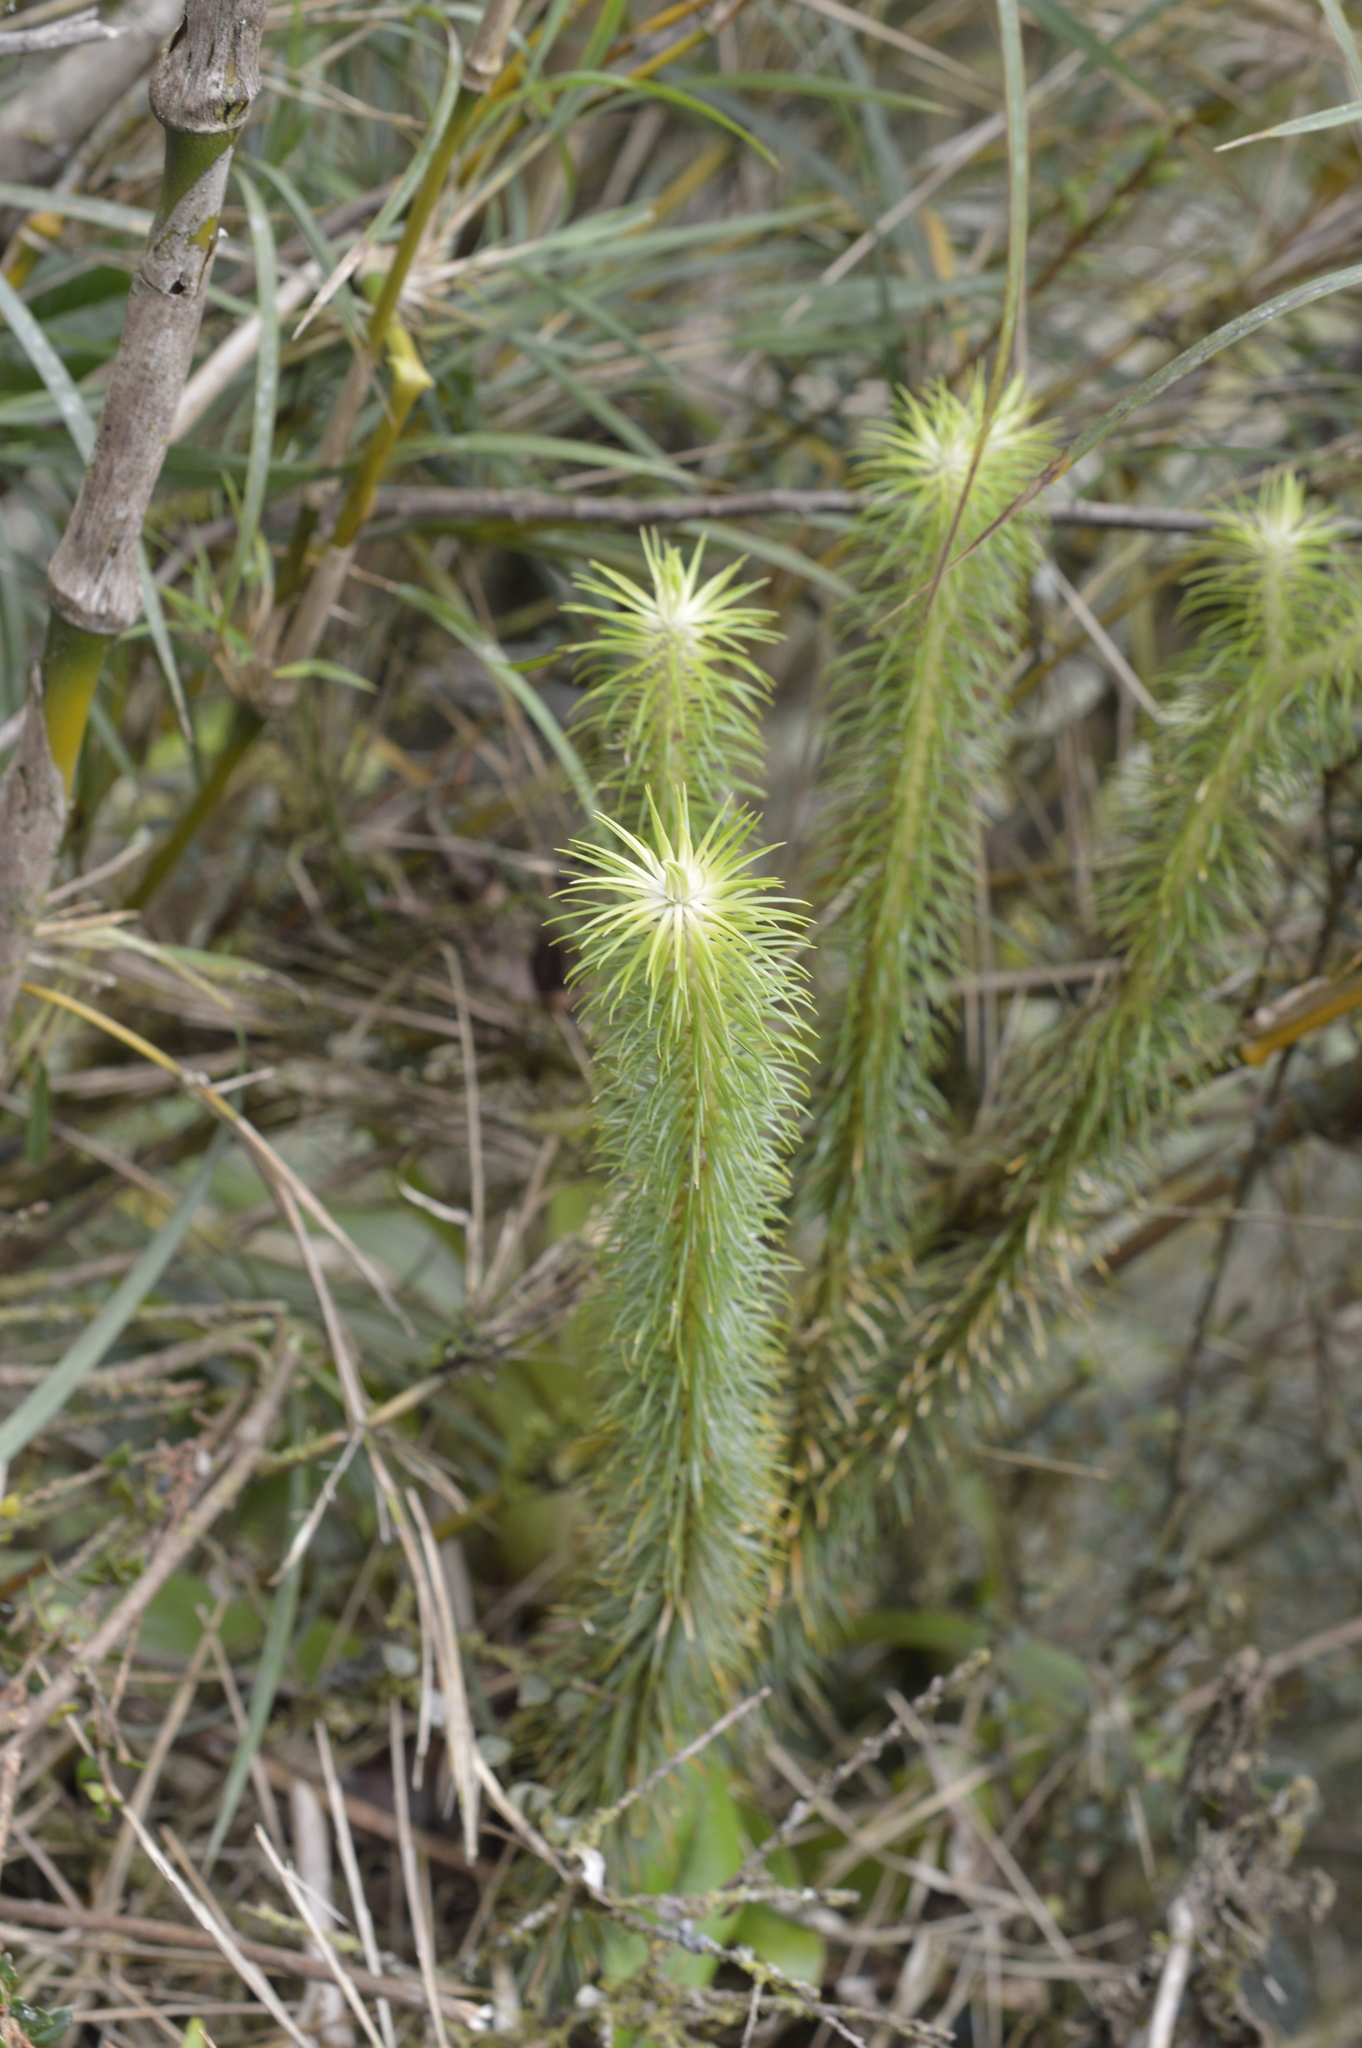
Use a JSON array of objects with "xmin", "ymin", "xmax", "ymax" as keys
[
  {"xmin": 804, "ymin": 378, "xmax": 1052, "ymax": 1288},
  {"xmin": 906, "ymin": 474, "xmax": 1362, "ymax": 1401},
  {"xmin": 569, "ymin": 535, "xmax": 779, "ymax": 832},
  {"xmin": 558, "ymin": 795, "xmax": 809, "ymax": 1793},
  {"xmin": 0, "ymin": 1954, "xmax": 72, "ymax": 2048}
]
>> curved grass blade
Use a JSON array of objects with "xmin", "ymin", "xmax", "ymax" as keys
[
  {"xmin": 680, "ymin": 521, "xmax": 854, "ymax": 600},
  {"xmin": 401, "ymin": 430, "xmax": 691, "ymax": 481},
  {"xmin": 678, "ymin": 71, "xmax": 948, "ymax": 112},
  {"xmin": 0, "ymin": 185, "xmax": 152, "ymax": 236},
  {"xmin": 1318, "ymin": 0, "xmax": 1362, "ymax": 99},
  {"xmin": 0, "ymin": 269, "xmax": 94, "ymax": 459},
  {"xmin": 392, "ymin": 576, "xmax": 597, "ymax": 815},
  {"xmin": 991, "ymin": 0, "xmax": 1030, "ymax": 397},
  {"xmin": 301, "ymin": 24, "xmax": 465, "ymax": 330},
  {"xmin": 0, "ymin": 1127, "xmax": 229, "ymax": 1470},
  {"xmin": 907, "ymin": 254, "xmax": 1362, "ymax": 616},
  {"xmin": 136, "ymin": 550, "xmax": 194, "ymax": 753},
  {"xmin": 539, "ymin": 71, "xmax": 779, "ymax": 163},
  {"xmin": 1019, "ymin": 0, "xmax": 1159, "ymax": 107}
]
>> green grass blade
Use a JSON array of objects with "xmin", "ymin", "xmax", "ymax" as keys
[
  {"xmin": 1020, "ymin": 0, "xmax": 1154, "ymax": 100},
  {"xmin": 203, "ymin": 1439, "xmax": 309, "ymax": 1872},
  {"xmin": 677, "ymin": 70, "xmax": 948, "ymax": 112},
  {"xmin": 504, "ymin": 326, "xmax": 686, "ymax": 475},
  {"xmin": 680, "ymin": 522, "xmax": 854, "ymax": 600},
  {"xmin": 0, "ymin": 185, "xmax": 153, "ymax": 235},
  {"xmin": 1318, "ymin": 0, "xmax": 1362, "ymax": 100},
  {"xmin": 934, "ymin": 254, "xmax": 1362, "ymax": 591},
  {"xmin": 542, "ymin": 71, "xmax": 779, "ymax": 163},
  {"xmin": 137, "ymin": 547, "xmax": 195, "ymax": 754},
  {"xmin": 0, "ymin": 269, "xmax": 95, "ymax": 459},
  {"xmin": 394, "ymin": 575, "xmax": 597, "ymax": 815},
  {"xmin": 1218, "ymin": 98, "xmax": 1362, "ymax": 147},
  {"xmin": 992, "ymin": 0, "xmax": 1030, "ymax": 394},
  {"xmin": 222, "ymin": 166, "xmax": 280, "ymax": 620},
  {"xmin": 0, "ymin": 1128, "xmax": 228, "ymax": 1471},
  {"xmin": 401, "ymin": 430, "xmax": 692, "ymax": 482},
  {"xmin": 346, "ymin": 25, "xmax": 466, "ymax": 254}
]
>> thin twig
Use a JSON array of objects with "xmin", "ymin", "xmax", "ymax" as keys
[
  {"xmin": 577, "ymin": 1688, "xmax": 772, "ymax": 1852},
  {"xmin": 1147, "ymin": 1896, "xmax": 1196, "ymax": 2048},
  {"xmin": 363, "ymin": 486, "xmax": 1362, "ymax": 536},
  {"xmin": 0, "ymin": 9, "xmax": 120, "ymax": 54},
  {"xmin": 388, "ymin": 1695, "xmax": 452, "ymax": 2048},
  {"xmin": 0, "ymin": 1897, "xmax": 481, "ymax": 2018},
  {"xmin": 316, "ymin": 1722, "xmax": 398, "ymax": 2048}
]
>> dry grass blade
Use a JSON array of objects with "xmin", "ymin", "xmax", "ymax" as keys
[
  {"xmin": 95, "ymin": 1600, "xmax": 227, "ymax": 1912},
  {"xmin": 116, "ymin": 1809, "xmax": 314, "ymax": 2048},
  {"xmin": 387, "ymin": 1695, "xmax": 452, "ymax": 2048},
  {"xmin": 256, "ymin": 1824, "xmax": 384, "ymax": 2048},
  {"xmin": 408, "ymin": 1486, "xmax": 481, "ymax": 1855},
  {"xmin": 316, "ymin": 1721, "xmax": 398, "ymax": 2048}
]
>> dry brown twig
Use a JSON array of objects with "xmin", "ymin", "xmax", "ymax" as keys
[{"xmin": 0, "ymin": 1896, "xmax": 482, "ymax": 2020}]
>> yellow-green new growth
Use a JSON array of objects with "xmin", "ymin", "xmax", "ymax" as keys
[
  {"xmin": 558, "ymin": 795, "xmax": 809, "ymax": 1796},
  {"xmin": 569, "ymin": 534, "xmax": 778, "ymax": 833}
]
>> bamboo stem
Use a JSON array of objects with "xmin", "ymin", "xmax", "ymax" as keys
[
  {"xmin": 132, "ymin": 0, "xmax": 526, "ymax": 897},
  {"xmin": 332, "ymin": 325, "xmax": 436, "ymax": 552},
  {"xmin": 363, "ymin": 0, "xmax": 522, "ymax": 356},
  {"xmin": 42, "ymin": 0, "xmax": 269, "ymax": 742},
  {"xmin": 0, "ymin": 0, "xmax": 269, "ymax": 1041},
  {"xmin": 39, "ymin": 613, "xmax": 108, "ymax": 793}
]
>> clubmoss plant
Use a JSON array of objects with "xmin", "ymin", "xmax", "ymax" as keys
[
  {"xmin": 900, "ymin": 473, "xmax": 1362, "ymax": 1407},
  {"xmin": 804, "ymin": 377, "xmax": 1052, "ymax": 1307},
  {"xmin": 558, "ymin": 797, "xmax": 809, "ymax": 1795},
  {"xmin": 569, "ymin": 533, "xmax": 779, "ymax": 834}
]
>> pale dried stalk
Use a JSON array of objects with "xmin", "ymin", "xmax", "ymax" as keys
[
  {"xmin": 280, "ymin": 1788, "xmax": 360, "ymax": 2048},
  {"xmin": 0, "ymin": 1747, "xmax": 23, "ymax": 1878},
  {"xmin": 388, "ymin": 1696, "xmax": 452, "ymax": 2048},
  {"xmin": 1147, "ymin": 1896, "xmax": 1196, "ymax": 2048},
  {"xmin": 316, "ymin": 1722, "xmax": 398, "ymax": 2048},
  {"xmin": 408, "ymin": 1487, "xmax": 480, "ymax": 1855},
  {"xmin": 134, "ymin": 1816, "xmax": 315, "ymax": 2048}
]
